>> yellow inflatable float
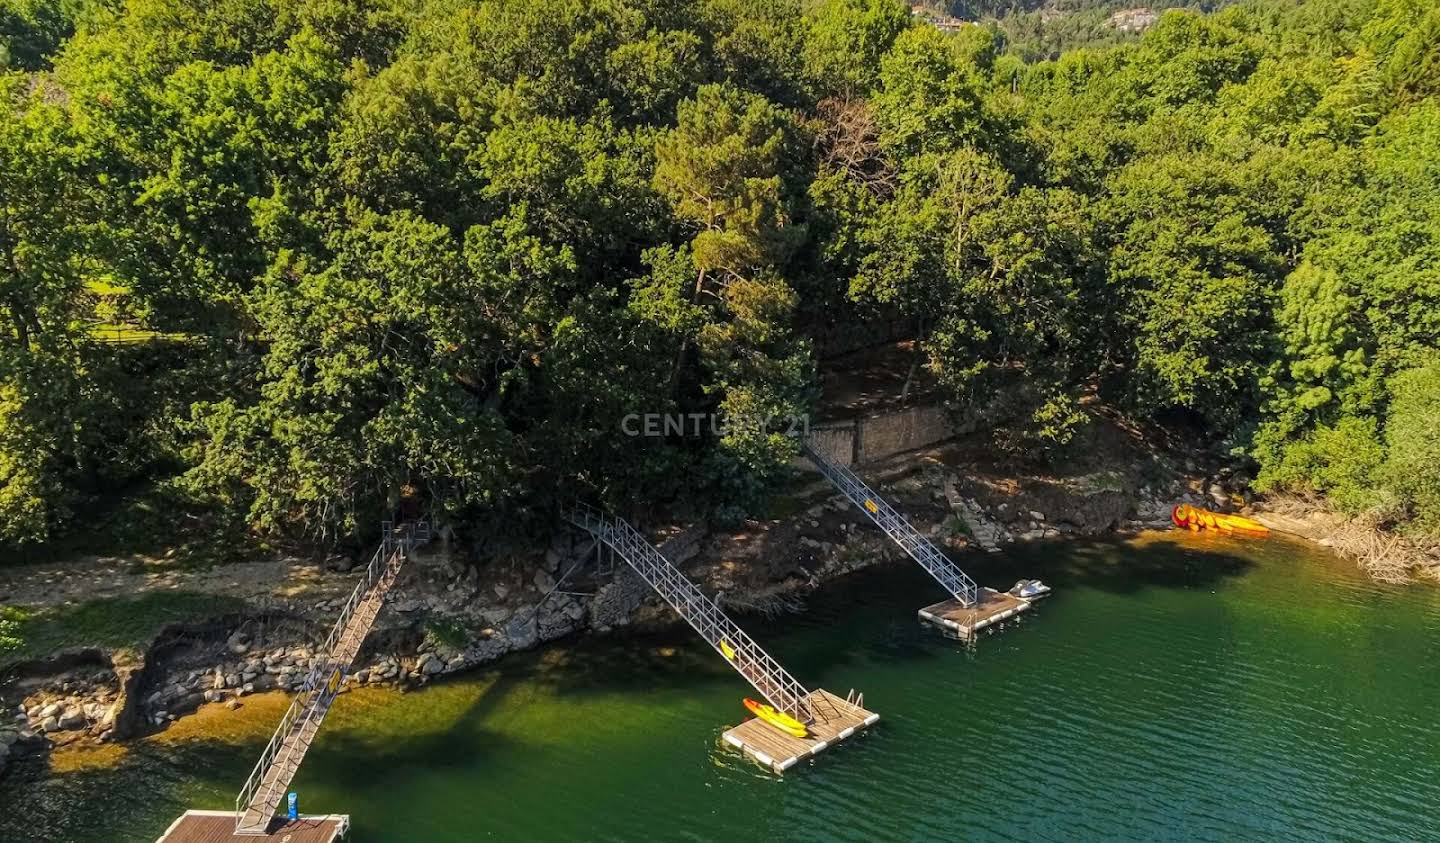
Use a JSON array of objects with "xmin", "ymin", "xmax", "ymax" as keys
[{"xmin": 1171, "ymin": 503, "xmax": 1269, "ymax": 537}]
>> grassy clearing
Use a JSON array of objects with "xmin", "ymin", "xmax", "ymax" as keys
[
  {"xmin": 0, "ymin": 591, "xmax": 247, "ymax": 671},
  {"xmin": 423, "ymin": 615, "xmax": 473, "ymax": 651},
  {"xmin": 87, "ymin": 323, "xmax": 193, "ymax": 344}
]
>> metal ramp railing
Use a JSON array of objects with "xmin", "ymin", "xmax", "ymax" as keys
[
  {"xmin": 563, "ymin": 503, "xmax": 818, "ymax": 724},
  {"xmin": 803, "ymin": 443, "xmax": 979, "ymax": 607},
  {"xmin": 233, "ymin": 521, "xmax": 429, "ymax": 834}
]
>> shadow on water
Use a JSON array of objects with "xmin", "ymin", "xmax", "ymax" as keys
[
  {"xmin": 0, "ymin": 729, "xmax": 255, "ymax": 841},
  {"xmin": 506, "ymin": 590, "xmax": 947, "ymax": 705},
  {"xmin": 1031, "ymin": 534, "xmax": 1258, "ymax": 594},
  {"xmin": 497, "ymin": 531, "xmax": 1266, "ymax": 704},
  {"xmin": 309, "ymin": 677, "xmax": 525, "ymax": 791}
]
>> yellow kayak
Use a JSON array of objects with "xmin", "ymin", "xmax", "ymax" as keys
[
  {"xmin": 1172, "ymin": 504, "xmax": 1269, "ymax": 536},
  {"xmin": 743, "ymin": 698, "xmax": 809, "ymax": 738},
  {"xmin": 720, "ymin": 639, "xmax": 737, "ymax": 661}
]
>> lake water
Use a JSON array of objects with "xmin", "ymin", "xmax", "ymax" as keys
[{"xmin": 3, "ymin": 532, "xmax": 1438, "ymax": 841}]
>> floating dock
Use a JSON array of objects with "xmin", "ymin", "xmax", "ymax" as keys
[
  {"xmin": 723, "ymin": 689, "xmax": 878, "ymax": 773},
  {"xmin": 567, "ymin": 504, "xmax": 878, "ymax": 774},
  {"xmin": 156, "ymin": 811, "xmax": 349, "ymax": 843},
  {"xmin": 919, "ymin": 588, "xmax": 1031, "ymax": 639}
]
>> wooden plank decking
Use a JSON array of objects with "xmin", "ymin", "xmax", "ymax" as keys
[
  {"xmin": 722, "ymin": 689, "xmax": 878, "ymax": 773},
  {"xmin": 918, "ymin": 587, "xmax": 1030, "ymax": 639},
  {"xmin": 157, "ymin": 810, "xmax": 348, "ymax": 843}
]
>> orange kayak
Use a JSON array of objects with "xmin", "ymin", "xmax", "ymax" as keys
[
  {"xmin": 742, "ymin": 698, "xmax": 809, "ymax": 738},
  {"xmin": 1172, "ymin": 503, "xmax": 1269, "ymax": 537}
]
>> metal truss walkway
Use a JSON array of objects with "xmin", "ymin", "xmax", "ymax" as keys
[
  {"xmin": 234, "ymin": 522, "xmax": 430, "ymax": 834},
  {"xmin": 803, "ymin": 443, "xmax": 979, "ymax": 607},
  {"xmin": 564, "ymin": 503, "xmax": 829, "ymax": 724}
]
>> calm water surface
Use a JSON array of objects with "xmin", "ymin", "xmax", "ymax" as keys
[{"xmin": 3, "ymin": 532, "xmax": 1438, "ymax": 841}]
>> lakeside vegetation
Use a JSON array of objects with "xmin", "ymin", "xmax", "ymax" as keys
[{"xmin": 0, "ymin": 0, "xmax": 1437, "ymax": 557}]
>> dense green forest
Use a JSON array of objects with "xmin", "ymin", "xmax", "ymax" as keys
[{"xmin": 0, "ymin": 0, "xmax": 1437, "ymax": 553}]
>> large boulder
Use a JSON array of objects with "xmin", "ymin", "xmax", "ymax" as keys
[
  {"xmin": 57, "ymin": 707, "xmax": 87, "ymax": 732},
  {"xmin": 505, "ymin": 614, "xmax": 538, "ymax": 650},
  {"xmin": 589, "ymin": 567, "xmax": 647, "ymax": 628}
]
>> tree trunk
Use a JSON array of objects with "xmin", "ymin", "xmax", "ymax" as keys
[{"xmin": 900, "ymin": 318, "xmax": 926, "ymax": 405}]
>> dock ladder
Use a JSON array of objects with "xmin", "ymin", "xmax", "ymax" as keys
[
  {"xmin": 233, "ymin": 521, "xmax": 430, "ymax": 834},
  {"xmin": 803, "ymin": 443, "xmax": 979, "ymax": 607},
  {"xmin": 563, "ymin": 502, "xmax": 824, "ymax": 724}
]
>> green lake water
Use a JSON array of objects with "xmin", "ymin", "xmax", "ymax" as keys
[{"xmin": 3, "ymin": 532, "xmax": 1438, "ymax": 841}]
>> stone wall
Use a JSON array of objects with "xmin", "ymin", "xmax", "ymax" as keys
[
  {"xmin": 804, "ymin": 424, "xmax": 856, "ymax": 467},
  {"xmin": 855, "ymin": 404, "xmax": 957, "ymax": 464},
  {"xmin": 800, "ymin": 403, "xmax": 963, "ymax": 469}
]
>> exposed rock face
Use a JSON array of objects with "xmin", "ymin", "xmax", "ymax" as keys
[
  {"xmin": 1108, "ymin": 7, "xmax": 1159, "ymax": 32},
  {"xmin": 589, "ymin": 567, "xmax": 646, "ymax": 629},
  {"xmin": 1020, "ymin": 476, "xmax": 1131, "ymax": 534},
  {"xmin": 944, "ymin": 485, "xmax": 1010, "ymax": 552},
  {"xmin": 2, "ymin": 650, "xmax": 141, "ymax": 758},
  {"xmin": 108, "ymin": 655, "xmax": 146, "ymax": 740}
]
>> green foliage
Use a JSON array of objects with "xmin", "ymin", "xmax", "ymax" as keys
[
  {"xmin": 1253, "ymin": 414, "xmax": 1385, "ymax": 513},
  {"xmin": 0, "ymin": 73, "xmax": 107, "ymax": 542},
  {"xmin": 185, "ymin": 210, "xmax": 536, "ymax": 542},
  {"xmin": 873, "ymin": 24, "xmax": 997, "ymax": 158},
  {"xmin": 1380, "ymin": 363, "xmax": 1440, "ymax": 533},
  {"xmin": 1104, "ymin": 152, "xmax": 1283, "ymax": 428},
  {"xmin": 846, "ymin": 143, "xmax": 1100, "ymax": 451},
  {"xmin": 652, "ymin": 82, "xmax": 812, "ymax": 509},
  {"xmin": 1, "ymin": 0, "xmax": 70, "ymax": 70},
  {"xmin": 1252, "ymin": 101, "xmax": 1440, "ymax": 530},
  {"xmin": 802, "ymin": 0, "xmax": 911, "ymax": 99},
  {"xmin": 655, "ymin": 83, "xmax": 796, "ymax": 273},
  {"xmin": 0, "ymin": 605, "xmax": 18, "ymax": 653},
  {"xmin": 3, "ymin": 0, "xmax": 1440, "ymax": 552},
  {"xmin": 1366, "ymin": 0, "xmax": 1440, "ymax": 104}
]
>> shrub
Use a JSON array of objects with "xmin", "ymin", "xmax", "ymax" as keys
[
  {"xmin": 1381, "ymin": 363, "xmax": 1440, "ymax": 535},
  {"xmin": 1253, "ymin": 414, "xmax": 1385, "ymax": 513}
]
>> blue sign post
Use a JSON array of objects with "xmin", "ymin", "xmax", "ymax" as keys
[{"xmin": 288, "ymin": 792, "xmax": 298, "ymax": 821}]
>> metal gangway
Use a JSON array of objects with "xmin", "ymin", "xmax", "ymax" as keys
[
  {"xmin": 233, "ymin": 521, "xmax": 430, "ymax": 834},
  {"xmin": 803, "ymin": 443, "xmax": 979, "ymax": 607},
  {"xmin": 563, "ymin": 502, "xmax": 821, "ymax": 724}
]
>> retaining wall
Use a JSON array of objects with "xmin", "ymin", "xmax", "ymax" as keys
[{"xmin": 801, "ymin": 403, "xmax": 969, "ymax": 468}]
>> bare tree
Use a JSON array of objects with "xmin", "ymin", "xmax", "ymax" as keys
[{"xmin": 815, "ymin": 97, "xmax": 895, "ymax": 199}]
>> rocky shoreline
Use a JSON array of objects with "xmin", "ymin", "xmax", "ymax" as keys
[{"xmin": 0, "ymin": 438, "xmax": 1243, "ymax": 779}]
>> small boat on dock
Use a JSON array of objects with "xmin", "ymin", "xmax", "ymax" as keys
[
  {"xmin": 1009, "ymin": 579, "xmax": 1052, "ymax": 601},
  {"xmin": 742, "ymin": 698, "xmax": 809, "ymax": 738}
]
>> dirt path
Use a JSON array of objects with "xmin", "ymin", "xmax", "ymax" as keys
[{"xmin": 0, "ymin": 555, "xmax": 356, "ymax": 609}]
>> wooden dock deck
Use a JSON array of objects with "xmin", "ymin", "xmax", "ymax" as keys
[
  {"xmin": 722, "ymin": 689, "xmax": 878, "ymax": 773},
  {"xmin": 156, "ymin": 810, "xmax": 348, "ymax": 842},
  {"xmin": 918, "ymin": 587, "xmax": 1031, "ymax": 639}
]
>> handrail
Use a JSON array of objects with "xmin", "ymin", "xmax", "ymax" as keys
[
  {"xmin": 802, "ymin": 444, "xmax": 979, "ymax": 607},
  {"xmin": 563, "ymin": 503, "xmax": 815, "ymax": 723}
]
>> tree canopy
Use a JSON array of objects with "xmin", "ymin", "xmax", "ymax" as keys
[{"xmin": 1, "ymin": 0, "xmax": 1437, "ymax": 551}]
